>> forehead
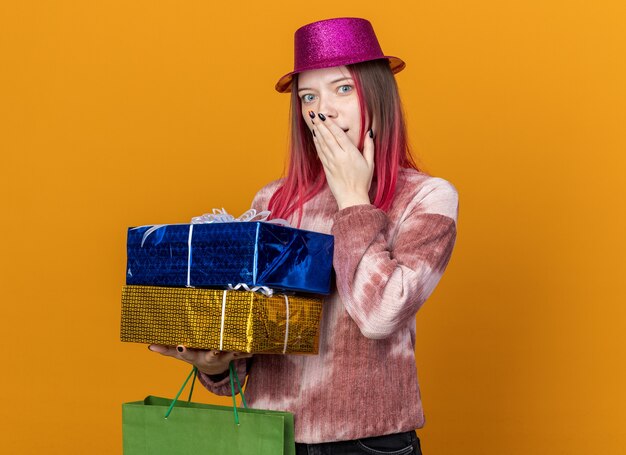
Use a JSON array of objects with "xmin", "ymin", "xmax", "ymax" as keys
[{"xmin": 297, "ymin": 66, "xmax": 352, "ymax": 89}]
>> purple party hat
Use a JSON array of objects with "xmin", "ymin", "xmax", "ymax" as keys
[{"xmin": 275, "ymin": 17, "xmax": 405, "ymax": 93}]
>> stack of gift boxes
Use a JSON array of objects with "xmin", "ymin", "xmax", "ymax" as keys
[{"xmin": 120, "ymin": 212, "xmax": 334, "ymax": 355}]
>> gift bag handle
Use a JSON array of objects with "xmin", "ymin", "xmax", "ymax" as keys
[
  {"xmin": 164, "ymin": 366, "xmax": 197, "ymax": 419},
  {"xmin": 228, "ymin": 361, "xmax": 249, "ymax": 425},
  {"xmin": 164, "ymin": 362, "xmax": 248, "ymax": 425}
]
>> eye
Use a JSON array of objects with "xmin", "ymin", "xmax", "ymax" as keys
[
  {"xmin": 301, "ymin": 94, "xmax": 315, "ymax": 103},
  {"xmin": 338, "ymin": 85, "xmax": 353, "ymax": 94}
]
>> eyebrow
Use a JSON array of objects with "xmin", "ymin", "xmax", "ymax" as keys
[{"xmin": 297, "ymin": 77, "xmax": 354, "ymax": 93}]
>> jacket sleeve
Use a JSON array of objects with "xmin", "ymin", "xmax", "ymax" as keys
[
  {"xmin": 331, "ymin": 177, "xmax": 459, "ymax": 339},
  {"xmin": 196, "ymin": 358, "xmax": 250, "ymax": 396}
]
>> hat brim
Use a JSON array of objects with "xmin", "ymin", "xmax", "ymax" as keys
[{"xmin": 274, "ymin": 56, "xmax": 406, "ymax": 93}]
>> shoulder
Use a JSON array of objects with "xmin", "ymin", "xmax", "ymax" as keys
[
  {"xmin": 398, "ymin": 168, "xmax": 458, "ymax": 195},
  {"xmin": 396, "ymin": 168, "xmax": 459, "ymax": 221},
  {"xmin": 250, "ymin": 177, "xmax": 286, "ymax": 211}
]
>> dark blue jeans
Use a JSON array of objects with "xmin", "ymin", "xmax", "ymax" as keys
[{"xmin": 295, "ymin": 430, "xmax": 422, "ymax": 455}]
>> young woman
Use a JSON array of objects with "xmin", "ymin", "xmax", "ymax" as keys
[{"xmin": 149, "ymin": 17, "xmax": 459, "ymax": 454}]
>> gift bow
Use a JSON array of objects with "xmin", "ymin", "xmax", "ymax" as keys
[
  {"xmin": 227, "ymin": 282, "xmax": 275, "ymax": 297},
  {"xmin": 133, "ymin": 209, "xmax": 291, "ymax": 288},
  {"xmin": 138, "ymin": 208, "xmax": 290, "ymax": 247},
  {"xmin": 191, "ymin": 208, "xmax": 290, "ymax": 226}
]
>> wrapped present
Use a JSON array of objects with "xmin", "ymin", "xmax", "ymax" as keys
[
  {"xmin": 126, "ymin": 210, "xmax": 334, "ymax": 295},
  {"xmin": 120, "ymin": 285, "xmax": 323, "ymax": 354}
]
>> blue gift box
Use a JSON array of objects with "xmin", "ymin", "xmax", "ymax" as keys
[{"xmin": 126, "ymin": 222, "xmax": 334, "ymax": 295}]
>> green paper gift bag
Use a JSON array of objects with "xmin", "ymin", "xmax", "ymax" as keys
[{"xmin": 122, "ymin": 365, "xmax": 295, "ymax": 454}]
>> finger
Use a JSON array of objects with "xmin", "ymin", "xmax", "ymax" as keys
[
  {"xmin": 312, "ymin": 132, "xmax": 331, "ymax": 169},
  {"xmin": 307, "ymin": 112, "xmax": 333, "ymax": 159},
  {"xmin": 363, "ymin": 128, "xmax": 375, "ymax": 169},
  {"xmin": 315, "ymin": 114, "xmax": 342, "ymax": 154},
  {"xmin": 175, "ymin": 345, "xmax": 199, "ymax": 363},
  {"xmin": 232, "ymin": 352, "xmax": 254, "ymax": 359},
  {"xmin": 182, "ymin": 347, "xmax": 252, "ymax": 369},
  {"xmin": 148, "ymin": 344, "xmax": 179, "ymax": 357},
  {"xmin": 322, "ymin": 117, "xmax": 354, "ymax": 152},
  {"xmin": 194, "ymin": 349, "xmax": 223, "ymax": 368},
  {"xmin": 205, "ymin": 350, "xmax": 252, "ymax": 361},
  {"xmin": 311, "ymin": 116, "xmax": 336, "ymax": 159},
  {"xmin": 308, "ymin": 120, "xmax": 330, "ymax": 164},
  {"xmin": 306, "ymin": 109, "xmax": 316, "ymax": 125},
  {"xmin": 305, "ymin": 110, "xmax": 316, "ymax": 130},
  {"xmin": 221, "ymin": 351, "xmax": 253, "ymax": 363},
  {"xmin": 312, "ymin": 124, "xmax": 331, "ymax": 157}
]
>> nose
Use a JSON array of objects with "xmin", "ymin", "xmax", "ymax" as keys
[{"xmin": 317, "ymin": 95, "xmax": 338, "ymax": 119}]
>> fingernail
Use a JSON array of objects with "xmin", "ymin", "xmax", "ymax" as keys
[
  {"xmin": 176, "ymin": 346, "xmax": 184, "ymax": 353},
  {"xmin": 318, "ymin": 113, "xmax": 326, "ymax": 121},
  {"xmin": 369, "ymin": 128, "xmax": 374, "ymax": 138},
  {"xmin": 148, "ymin": 345, "xmax": 154, "ymax": 351},
  {"xmin": 308, "ymin": 110, "xmax": 315, "ymax": 119}
]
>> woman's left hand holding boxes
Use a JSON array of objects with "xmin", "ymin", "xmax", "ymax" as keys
[{"xmin": 147, "ymin": 344, "xmax": 251, "ymax": 377}]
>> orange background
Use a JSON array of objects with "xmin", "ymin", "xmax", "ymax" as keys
[{"xmin": 1, "ymin": 1, "xmax": 625, "ymax": 453}]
